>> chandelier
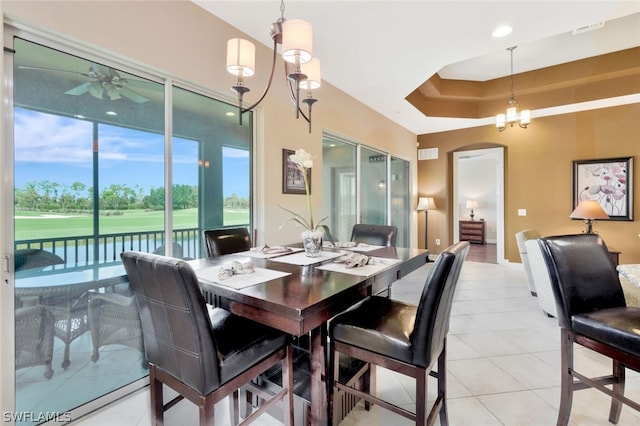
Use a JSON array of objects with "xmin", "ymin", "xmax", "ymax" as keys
[
  {"xmin": 225, "ymin": 0, "xmax": 320, "ymax": 133},
  {"xmin": 496, "ymin": 46, "xmax": 530, "ymax": 131}
]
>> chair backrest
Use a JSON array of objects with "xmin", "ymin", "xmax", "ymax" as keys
[
  {"xmin": 538, "ymin": 234, "xmax": 625, "ymax": 329},
  {"xmin": 152, "ymin": 242, "xmax": 184, "ymax": 259},
  {"xmin": 524, "ymin": 238, "xmax": 557, "ymax": 317},
  {"xmin": 203, "ymin": 227, "xmax": 251, "ymax": 257},
  {"xmin": 515, "ymin": 229, "xmax": 541, "ymax": 291},
  {"xmin": 121, "ymin": 251, "xmax": 221, "ymax": 395},
  {"xmin": 411, "ymin": 241, "xmax": 470, "ymax": 368},
  {"xmin": 350, "ymin": 224, "xmax": 398, "ymax": 247}
]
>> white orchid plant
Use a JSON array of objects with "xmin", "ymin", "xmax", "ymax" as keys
[{"xmin": 280, "ymin": 148, "xmax": 334, "ymax": 243}]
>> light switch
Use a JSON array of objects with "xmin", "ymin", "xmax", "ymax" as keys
[{"xmin": 518, "ymin": 209, "xmax": 527, "ymax": 216}]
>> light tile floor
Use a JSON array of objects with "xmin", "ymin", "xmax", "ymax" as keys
[{"xmin": 73, "ymin": 260, "xmax": 640, "ymax": 426}]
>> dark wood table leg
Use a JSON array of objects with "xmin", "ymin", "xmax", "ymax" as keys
[{"xmin": 309, "ymin": 326, "xmax": 328, "ymax": 426}]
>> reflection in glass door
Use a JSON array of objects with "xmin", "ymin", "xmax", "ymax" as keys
[
  {"xmin": 322, "ymin": 138, "xmax": 356, "ymax": 242},
  {"xmin": 390, "ymin": 156, "xmax": 410, "ymax": 248},
  {"xmin": 360, "ymin": 147, "xmax": 388, "ymax": 226}
]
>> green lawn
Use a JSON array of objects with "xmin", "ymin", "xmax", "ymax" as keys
[{"xmin": 14, "ymin": 208, "xmax": 249, "ymax": 240}]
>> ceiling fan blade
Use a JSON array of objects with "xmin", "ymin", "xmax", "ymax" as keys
[
  {"xmin": 119, "ymin": 87, "xmax": 150, "ymax": 103},
  {"xmin": 19, "ymin": 65, "xmax": 93, "ymax": 79},
  {"xmin": 65, "ymin": 82, "xmax": 91, "ymax": 96}
]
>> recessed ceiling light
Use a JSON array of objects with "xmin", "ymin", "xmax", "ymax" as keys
[
  {"xmin": 225, "ymin": 111, "xmax": 236, "ymax": 117},
  {"xmin": 105, "ymin": 111, "xmax": 118, "ymax": 116},
  {"xmin": 74, "ymin": 114, "xmax": 85, "ymax": 119},
  {"xmin": 492, "ymin": 25, "xmax": 513, "ymax": 38}
]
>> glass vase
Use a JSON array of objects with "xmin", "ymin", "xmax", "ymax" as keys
[{"xmin": 301, "ymin": 230, "xmax": 323, "ymax": 257}]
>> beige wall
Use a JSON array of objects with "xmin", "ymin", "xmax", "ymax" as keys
[
  {"xmin": 3, "ymin": 0, "xmax": 417, "ymax": 246},
  {"xmin": 418, "ymin": 103, "xmax": 640, "ymax": 264}
]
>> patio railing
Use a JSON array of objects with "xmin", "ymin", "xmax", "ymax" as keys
[{"xmin": 15, "ymin": 227, "xmax": 202, "ymax": 266}]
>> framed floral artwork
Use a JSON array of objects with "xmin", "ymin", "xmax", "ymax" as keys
[
  {"xmin": 282, "ymin": 149, "xmax": 311, "ymax": 194},
  {"xmin": 572, "ymin": 156, "xmax": 633, "ymax": 220}
]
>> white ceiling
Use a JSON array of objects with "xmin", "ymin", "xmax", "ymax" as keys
[{"xmin": 193, "ymin": 1, "xmax": 640, "ymax": 135}]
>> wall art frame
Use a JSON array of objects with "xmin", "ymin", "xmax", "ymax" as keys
[
  {"xmin": 572, "ymin": 156, "xmax": 633, "ymax": 221},
  {"xmin": 282, "ymin": 149, "xmax": 311, "ymax": 195}
]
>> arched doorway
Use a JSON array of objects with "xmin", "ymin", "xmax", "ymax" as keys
[{"xmin": 453, "ymin": 147, "xmax": 506, "ymax": 264}]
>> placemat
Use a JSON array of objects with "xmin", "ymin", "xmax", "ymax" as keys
[
  {"xmin": 316, "ymin": 257, "xmax": 402, "ymax": 277},
  {"xmin": 234, "ymin": 246, "xmax": 304, "ymax": 259},
  {"xmin": 197, "ymin": 266, "xmax": 291, "ymax": 289},
  {"xmin": 270, "ymin": 250, "xmax": 344, "ymax": 266}
]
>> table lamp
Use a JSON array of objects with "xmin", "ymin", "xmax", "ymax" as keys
[
  {"xmin": 466, "ymin": 200, "xmax": 478, "ymax": 220},
  {"xmin": 570, "ymin": 200, "xmax": 609, "ymax": 234},
  {"xmin": 417, "ymin": 197, "xmax": 437, "ymax": 251}
]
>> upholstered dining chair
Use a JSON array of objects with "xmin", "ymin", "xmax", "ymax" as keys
[
  {"xmin": 121, "ymin": 251, "xmax": 294, "ymax": 425},
  {"xmin": 538, "ymin": 234, "xmax": 640, "ymax": 426},
  {"xmin": 350, "ymin": 223, "xmax": 398, "ymax": 247},
  {"xmin": 203, "ymin": 227, "xmax": 251, "ymax": 257},
  {"xmin": 327, "ymin": 241, "xmax": 470, "ymax": 426},
  {"xmin": 515, "ymin": 228, "xmax": 541, "ymax": 296}
]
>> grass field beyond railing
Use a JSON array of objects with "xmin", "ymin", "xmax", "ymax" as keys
[{"xmin": 14, "ymin": 208, "xmax": 249, "ymax": 240}]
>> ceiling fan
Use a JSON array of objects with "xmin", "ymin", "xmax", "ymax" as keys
[{"xmin": 19, "ymin": 63, "xmax": 150, "ymax": 103}]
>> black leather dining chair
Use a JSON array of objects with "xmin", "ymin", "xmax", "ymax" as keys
[
  {"xmin": 538, "ymin": 234, "xmax": 640, "ymax": 426},
  {"xmin": 327, "ymin": 241, "xmax": 470, "ymax": 426},
  {"xmin": 203, "ymin": 227, "xmax": 251, "ymax": 257},
  {"xmin": 350, "ymin": 223, "xmax": 398, "ymax": 247},
  {"xmin": 121, "ymin": 251, "xmax": 294, "ymax": 425}
]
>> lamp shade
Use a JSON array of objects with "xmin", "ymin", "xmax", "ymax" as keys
[
  {"xmin": 466, "ymin": 200, "xmax": 478, "ymax": 209},
  {"xmin": 570, "ymin": 200, "xmax": 609, "ymax": 219},
  {"xmin": 282, "ymin": 19, "xmax": 313, "ymax": 64},
  {"xmin": 417, "ymin": 197, "xmax": 436, "ymax": 211},
  {"xmin": 226, "ymin": 38, "xmax": 255, "ymax": 77},
  {"xmin": 299, "ymin": 58, "xmax": 321, "ymax": 90}
]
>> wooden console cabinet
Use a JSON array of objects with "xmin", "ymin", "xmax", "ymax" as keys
[{"xmin": 459, "ymin": 220, "xmax": 486, "ymax": 244}]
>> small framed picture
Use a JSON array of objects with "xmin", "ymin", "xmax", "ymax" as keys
[
  {"xmin": 572, "ymin": 156, "xmax": 633, "ymax": 220},
  {"xmin": 282, "ymin": 149, "xmax": 310, "ymax": 194}
]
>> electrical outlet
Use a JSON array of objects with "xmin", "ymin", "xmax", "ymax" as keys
[{"xmin": 435, "ymin": 239, "xmax": 441, "ymax": 246}]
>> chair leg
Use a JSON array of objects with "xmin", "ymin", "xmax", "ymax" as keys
[
  {"xmin": 229, "ymin": 390, "xmax": 240, "ymax": 426},
  {"xmin": 199, "ymin": 400, "xmax": 215, "ymax": 426},
  {"xmin": 328, "ymin": 341, "xmax": 337, "ymax": 426},
  {"xmin": 416, "ymin": 371, "xmax": 427, "ymax": 426},
  {"xmin": 437, "ymin": 346, "xmax": 448, "ymax": 426},
  {"xmin": 609, "ymin": 359, "xmax": 625, "ymax": 424},
  {"xmin": 557, "ymin": 330, "xmax": 574, "ymax": 426},
  {"xmin": 149, "ymin": 365, "xmax": 164, "ymax": 426}
]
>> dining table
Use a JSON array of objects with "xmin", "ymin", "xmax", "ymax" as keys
[{"xmin": 188, "ymin": 243, "xmax": 429, "ymax": 426}]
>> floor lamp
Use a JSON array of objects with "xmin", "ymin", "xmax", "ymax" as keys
[{"xmin": 417, "ymin": 197, "xmax": 437, "ymax": 258}]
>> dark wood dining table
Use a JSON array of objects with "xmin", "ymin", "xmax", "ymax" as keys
[{"xmin": 188, "ymin": 245, "xmax": 429, "ymax": 426}]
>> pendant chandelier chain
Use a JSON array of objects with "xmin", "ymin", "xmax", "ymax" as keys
[{"xmin": 509, "ymin": 46, "xmax": 515, "ymax": 101}]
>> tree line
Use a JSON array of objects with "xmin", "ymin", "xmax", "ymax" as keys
[{"xmin": 14, "ymin": 180, "xmax": 249, "ymax": 212}]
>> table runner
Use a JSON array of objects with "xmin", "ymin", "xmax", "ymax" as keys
[
  {"xmin": 233, "ymin": 246, "xmax": 304, "ymax": 259},
  {"xmin": 316, "ymin": 257, "xmax": 402, "ymax": 277},
  {"xmin": 270, "ymin": 250, "xmax": 344, "ymax": 266},
  {"xmin": 323, "ymin": 242, "xmax": 385, "ymax": 252},
  {"xmin": 196, "ymin": 265, "xmax": 291, "ymax": 289}
]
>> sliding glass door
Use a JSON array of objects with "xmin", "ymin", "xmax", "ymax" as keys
[
  {"xmin": 322, "ymin": 134, "xmax": 410, "ymax": 246},
  {"xmin": 8, "ymin": 32, "xmax": 253, "ymax": 424}
]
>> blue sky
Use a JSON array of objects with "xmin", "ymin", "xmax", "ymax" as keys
[{"xmin": 14, "ymin": 108, "xmax": 250, "ymax": 198}]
